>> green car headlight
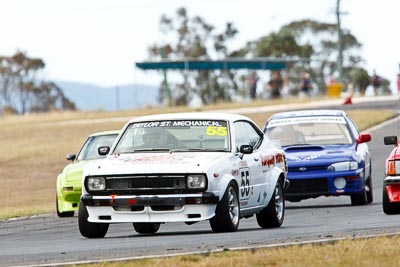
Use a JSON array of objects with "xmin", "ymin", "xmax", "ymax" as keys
[
  {"xmin": 187, "ymin": 174, "xmax": 206, "ymax": 189},
  {"xmin": 87, "ymin": 177, "xmax": 106, "ymax": 191}
]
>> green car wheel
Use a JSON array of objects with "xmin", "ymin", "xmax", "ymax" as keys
[{"xmin": 56, "ymin": 194, "xmax": 74, "ymax": 217}]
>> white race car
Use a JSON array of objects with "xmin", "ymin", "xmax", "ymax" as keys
[{"xmin": 79, "ymin": 112, "xmax": 288, "ymax": 238}]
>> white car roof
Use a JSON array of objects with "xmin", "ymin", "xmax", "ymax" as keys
[{"xmin": 127, "ymin": 112, "xmax": 253, "ymax": 124}]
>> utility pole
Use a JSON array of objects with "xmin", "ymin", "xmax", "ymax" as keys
[
  {"xmin": 336, "ymin": 0, "xmax": 344, "ymax": 83},
  {"xmin": 115, "ymin": 86, "xmax": 120, "ymax": 111},
  {"xmin": 159, "ymin": 47, "xmax": 172, "ymax": 106}
]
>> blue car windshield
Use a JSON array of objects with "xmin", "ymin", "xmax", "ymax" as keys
[{"xmin": 265, "ymin": 118, "xmax": 353, "ymax": 147}]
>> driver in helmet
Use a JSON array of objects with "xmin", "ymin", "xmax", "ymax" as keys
[{"xmin": 138, "ymin": 127, "xmax": 163, "ymax": 149}]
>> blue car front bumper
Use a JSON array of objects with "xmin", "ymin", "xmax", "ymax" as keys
[{"xmin": 285, "ymin": 168, "xmax": 364, "ymax": 200}]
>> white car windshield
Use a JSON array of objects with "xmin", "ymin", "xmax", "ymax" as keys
[
  {"xmin": 114, "ymin": 119, "xmax": 230, "ymax": 153},
  {"xmin": 265, "ymin": 116, "xmax": 353, "ymax": 146}
]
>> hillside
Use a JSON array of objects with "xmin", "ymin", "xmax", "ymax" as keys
[{"xmin": 57, "ymin": 81, "xmax": 158, "ymax": 111}]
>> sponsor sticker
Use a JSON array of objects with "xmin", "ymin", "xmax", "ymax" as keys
[
  {"xmin": 261, "ymin": 155, "xmax": 274, "ymax": 167},
  {"xmin": 131, "ymin": 120, "xmax": 226, "ymax": 128},
  {"xmin": 286, "ymin": 155, "xmax": 320, "ymax": 161},
  {"xmin": 266, "ymin": 116, "xmax": 346, "ymax": 128}
]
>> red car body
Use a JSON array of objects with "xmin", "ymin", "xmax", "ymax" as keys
[{"xmin": 383, "ymin": 135, "xmax": 400, "ymax": 214}]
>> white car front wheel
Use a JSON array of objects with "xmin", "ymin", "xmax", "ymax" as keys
[
  {"xmin": 209, "ymin": 182, "xmax": 240, "ymax": 233},
  {"xmin": 133, "ymin": 223, "xmax": 160, "ymax": 234},
  {"xmin": 78, "ymin": 201, "xmax": 109, "ymax": 238}
]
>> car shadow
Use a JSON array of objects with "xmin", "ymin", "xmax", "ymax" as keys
[
  {"xmin": 286, "ymin": 203, "xmax": 351, "ymax": 210},
  {"xmin": 105, "ymin": 225, "xmax": 280, "ymax": 239}
]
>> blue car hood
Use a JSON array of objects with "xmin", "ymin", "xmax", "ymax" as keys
[{"xmin": 283, "ymin": 144, "xmax": 355, "ymax": 165}]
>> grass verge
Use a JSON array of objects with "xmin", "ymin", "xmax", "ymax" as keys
[{"xmin": 74, "ymin": 235, "xmax": 400, "ymax": 267}]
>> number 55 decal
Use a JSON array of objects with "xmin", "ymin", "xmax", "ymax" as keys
[
  {"xmin": 240, "ymin": 168, "xmax": 251, "ymax": 199},
  {"xmin": 206, "ymin": 126, "xmax": 227, "ymax": 136}
]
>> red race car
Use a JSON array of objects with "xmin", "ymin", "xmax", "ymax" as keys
[{"xmin": 383, "ymin": 135, "xmax": 400, "ymax": 214}]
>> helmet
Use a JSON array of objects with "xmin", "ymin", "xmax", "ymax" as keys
[{"xmin": 142, "ymin": 128, "xmax": 162, "ymax": 146}]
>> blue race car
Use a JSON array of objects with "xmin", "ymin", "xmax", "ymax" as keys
[{"xmin": 264, "ymin": 109, "xmax": 373, "ymax": 206}]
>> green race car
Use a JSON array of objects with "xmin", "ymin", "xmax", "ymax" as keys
[{"xmin": 56, "ymin": 130, "xmax": 119, "ymax": 217}]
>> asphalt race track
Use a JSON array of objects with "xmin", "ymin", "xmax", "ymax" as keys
[{"xmin": 1, "ymin": 98, "xmax": 400, "ymax": 266}]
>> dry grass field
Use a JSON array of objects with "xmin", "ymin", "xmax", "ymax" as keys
[{"xmin": 0, "ymin": 104, "xmax": 396, "ymax": 219}]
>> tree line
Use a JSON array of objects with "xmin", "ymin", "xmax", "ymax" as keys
[
  {"xmin": 0, "ymin": 51, "xmax": 75, "ymax": 114},
  {"xmin": 148, "ymin": 7, "xmax": 390, "ymax": 106}
]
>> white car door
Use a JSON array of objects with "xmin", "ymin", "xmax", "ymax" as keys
[{"xmin": 233, "ymin": 121, "xmax": 264, "ymax": 209}]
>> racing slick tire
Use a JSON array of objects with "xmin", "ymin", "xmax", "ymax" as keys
[
  {"xmin": 286, "ymin": 197, "xmax": 302, "ymax": 202},
  {"xmin": 351, "ymin": 166, "xmax": 373, "ymax": 206},
  {"xmin": 256, "ymin": 179, "xmax": 285, "ymax": 228},
  {"xmin": 365, "ymin": 164, "xmax": 373, "ymax": 204},
  {"xmin": 350, "ymin": 191, "xmax": 368, "ymax": 206},
  {"xmin": 133, "ymin": 223, "xmax": 161, "ymax": 234},
  {"xmin": 210, "ymin": 182, "xmax": 240, "ymax": 233},
  {"xmin": 56, "ymin": 194, "xmax": 74, "ymax": 218},
  {"xmin": 366, "ymin": 175, "xmax": 373, "ymax": 204},
  {"xmin": 382, "ymin": 181, "xmax": 400, "ymax": 214},
  {"xmin": 78, "ymin": 200, "xmax": 109, "ymax": 238}
]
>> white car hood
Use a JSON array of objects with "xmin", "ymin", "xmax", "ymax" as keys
[{"xmin": 87, "ymin": 152, "xmax": 226, "ymax": 175}]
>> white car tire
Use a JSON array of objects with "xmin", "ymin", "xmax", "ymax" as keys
[
  {"xmin": 210, "ymin": 182, "xmax": 240, "ymax": 233},
  {"xmin": 256, "ymin": 179, "xmax": 285, "ymax": 228},
  {"xmin": 133, "ymin": 223, "xmax": 160, "ymax": 234},
  {"xmin": 78, "ymin": 201, "xmax": 109, "ymax": 238}
]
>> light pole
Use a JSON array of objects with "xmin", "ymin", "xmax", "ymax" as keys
[{"xmin": 115, "ymin": 86, "xmax": 120, "ymax": 111}]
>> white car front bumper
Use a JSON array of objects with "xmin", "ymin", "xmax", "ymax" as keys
[{"xmin": 82, "ymin": 193, "xmax": 218, "ymax": 223}]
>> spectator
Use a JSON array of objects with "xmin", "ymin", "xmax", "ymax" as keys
[
  {"xmin": 247, "ymin": 71, "xmax": 259, "ymax": 99},
  {"xmin": 370, "ymin": 70, "xmax": 381, "ymax": 96},
  {"xmin": 267, "ymin": 71, "xmax": 284, "ymax": 99},
  {"xmin": 397, "ymin": 73, "xmax": 400, "ymax": 98},
  {"xmin": 281, "ymin": 75, "xmax": 290, "ymax": 97},
  {"xmin": 298, "ymin": 72, "xmax": 312, "ymax": 97}
]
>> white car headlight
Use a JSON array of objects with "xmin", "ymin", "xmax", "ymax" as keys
[
  {"xmin": 328, "ymin": 161, "xmax": 358, "ymax": 172},
  {"xmin": 187, "ymin": 174, "xmax": 206, "ymax": 189},
  {"xmin": 87, "ymin": 177, "xmax": 106, "ymax": 191}
]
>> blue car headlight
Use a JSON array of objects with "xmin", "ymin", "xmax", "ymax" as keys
[{"xmin": 328, "ymin": 161, "xmax": 358, "ymax": 172}]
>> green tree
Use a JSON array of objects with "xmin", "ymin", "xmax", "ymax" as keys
[
  {"xmin": 11, "ymin": 51, "xmax": 45, "ymax": 113},
  {"xmin": 280, "ymin": 19, "xmax": 364, "ymax": 93},
  {"xmin": 236, "ymin": 19, "xmax": 368, "ymax": 95},
  {"xmin": 254, "ymin": 31, "xmax": 313, "ymax": 58},
  {"xmin": 148, "ymin": 7, "xmax": 239, "ymax": 105},
  {"xmin": 0, "ymin": 51, "xmax": 76, "ymax": 114},
  {"xmin": 236, "ymin": 30, "xmax": 313, "ymax": 97},
  {"xmin": 0, "ymin": 56, "xmax": 14, "ymax": 111},
  {"xmin": 31, "ymin": 82, "xmax": 76, "ymax": 112}
]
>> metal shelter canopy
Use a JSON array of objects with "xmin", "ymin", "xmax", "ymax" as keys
[{"xmin": 135, "ymin": 57, "xmax": 306, "ymax": 71}]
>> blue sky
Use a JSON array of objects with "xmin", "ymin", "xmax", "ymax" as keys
[{"xmin": 1, "ymin": 0, "xmax": 399, "ymax": 91}]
